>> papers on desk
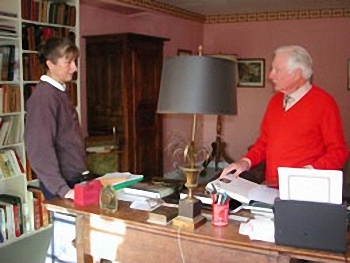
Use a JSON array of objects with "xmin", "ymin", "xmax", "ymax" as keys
[
  {"xmin": 239, "ymin": 219, "xmax": 275, "ymax": 243},
  {"xmin": 206, "ymin": 176, "xmax": 279, "ymax": 205},
  {"xmin": 118, "ymin": 192, "xmax": 178, "ymax": 212}
]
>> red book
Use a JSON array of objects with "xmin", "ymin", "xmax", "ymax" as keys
[
  {"xmin": 33, "ymin": 198, "xmax": 41, "ymax": 230},
  {"xmin": 12, "ymin": 205, "xmax": 21, "ymax": 237}
]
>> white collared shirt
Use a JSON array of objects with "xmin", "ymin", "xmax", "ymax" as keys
[
  {"xmin": 40, "ymin": 75, "xmax": 66, "ymax": 91},
  {"xmin": 284, "ymin": 82, "xmax": 312, "ymax": 111}
]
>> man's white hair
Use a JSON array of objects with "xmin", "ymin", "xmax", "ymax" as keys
[{"xmin": 275, "ymin": 45, "xmax": 313, "ymax": 80}]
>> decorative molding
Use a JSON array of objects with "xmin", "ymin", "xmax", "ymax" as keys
[
  {"xmin": 92, "ymin": 1, "xmax": 350, "ymax": 23},
  {"xmin": 205, "ymin": 8, "xmax": 350, "ymax": 23}
]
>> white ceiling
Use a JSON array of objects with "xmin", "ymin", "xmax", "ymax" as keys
[{"xmin": 156, "ymin": 0, "xmax": 350, "ymax": 15}]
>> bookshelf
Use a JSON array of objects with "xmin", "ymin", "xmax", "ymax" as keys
[{"xmin": 0, "ymin": 0, "xmax": 80, "ymax": 256}]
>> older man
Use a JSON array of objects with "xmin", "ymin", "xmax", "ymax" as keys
[{"xmin": 221, "ymin": 45, "xmax": 348, "ymax": 187}]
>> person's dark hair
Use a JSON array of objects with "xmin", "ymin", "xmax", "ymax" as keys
[{"xmin": 38, "ymin": 37, "xmax": 79, "ymax": 71}]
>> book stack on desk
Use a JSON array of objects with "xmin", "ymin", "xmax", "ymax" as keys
[
  {"xmin": 147, "ymin": 205, "xmax": 178, "ymax": 225},
  {"xmin": 123, "ymin": 182, "xmax": 176, "ymax": 199}
]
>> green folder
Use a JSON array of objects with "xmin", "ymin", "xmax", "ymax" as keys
[
  {"xmin": 98, "ymin": 172, "xmax": 144, "ymax": 191},
  {"xmin": 112, "ymin": 176, "xmax": 144, "ymax": 191}
]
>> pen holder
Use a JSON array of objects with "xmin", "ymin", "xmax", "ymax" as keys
[{"xmin": 212, "ymin": 202, "xmax": 229, "ymax": 226}]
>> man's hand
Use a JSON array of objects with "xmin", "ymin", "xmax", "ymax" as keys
[
  {"xmin": 220, "ymin": 159, "xmax": 250, "ymax": 178},
  {"xmin": 64, "ymin": 189, "xmax": 75, "ymax": 199}
]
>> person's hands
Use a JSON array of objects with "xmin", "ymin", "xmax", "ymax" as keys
[
  {"xmin": 220, "ymin": 159, "xmax": 250, "ymax": 178},
  {"xmin": 64, "ymin": 189, "xmax": 75, "ymax": 199}
]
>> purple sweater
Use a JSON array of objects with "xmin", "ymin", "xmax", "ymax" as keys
[{"xmin": 24, "ymin": 81, "xmax": 86, "ymax": 197}]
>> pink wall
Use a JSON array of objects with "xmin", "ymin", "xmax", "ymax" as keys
[
  {"xmin": 203, "ymin": 18, "xmax": 350, "ymax": 162},
  {"xmin": 80, "ymin": 4, "xmax": 203, "ymax": 172},
  {"xmin": 80, "ymin": 4, "xmax": 350, "ymax": 173}
]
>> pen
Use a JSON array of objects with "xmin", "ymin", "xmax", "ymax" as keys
[
  {"xmin": 211, "ymin": 183, "xmax": 217, "ymax": 194},
  {"xmin": 211, "ymin": 194, "xmax": 216, "ymax": 204},
  {"xmin": 221, "ymin": 193, "xmax": 228, "ymax": 205},
  {"xmin": 217, "ymin": 193, "xmax": 222, "ymax": 205}
]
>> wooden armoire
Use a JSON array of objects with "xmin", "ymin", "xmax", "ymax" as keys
[{"xmin": 84, "ymin": 33, "xmax": 168, "ymax": 178}]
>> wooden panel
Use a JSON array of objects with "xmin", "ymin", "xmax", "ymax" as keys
[
  {"xmin": 86, "ymin": 42, "xmax": 123, "ymax": 137},
  {"xmin": 45, "ymin": 198, "xmax": 350, "ymax": 263},
  {"xmin": 82, "ymin": 215, "xmax": 285, "ymax": 263}
]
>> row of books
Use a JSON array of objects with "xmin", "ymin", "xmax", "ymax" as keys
[
  {"xmin": 0, "ymin": 45, "xmax": 16, "ymax": 81},
  {"xmin": 27, "ymin": 181, "xmax": 50, "ymax": 231},
  {"xmin": 0, "ymin": 84, "xmax": 21, "ymax": 114},
  {"xmin": 22, "ymin": 53, "xmax": 42, "ymax": 81},
  {"xmin": 0, "ymin": 193, "xmax": 24, "ymax": 242},
  {"xmin": 0, "ymin": 189, "xmax": 48, "ymax": 244},
  {"xmin": 21, "ymin": 0, "xmax": 76, "ymax": 26},
  {"xmin": 22, "ymin": 24, "xmax": 75, "ymax": 51},
  {"xmin": 0, "ymin": 116, "xmax": 22, "ymax": 147}
]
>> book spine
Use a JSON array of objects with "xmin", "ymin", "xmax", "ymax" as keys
[
  {"xmin": 1, "ymin": 151, "xmax": 16, "ymax": 177},
  {"xmin": 13, "ymin": 204, "xmax": 21, "ymax": 237},
  {"xmin": 8, "ymin": 149, "xmax": 24, "ymax": 174},
  {"xmin": 0, "ymin": 151, "xmax": 11, "ymax": 178},
  {"xmin": 33, "ymin": 198, "xmax": 41, "ymax": 230},
  {"xmin": 0, "ymin": 207, "xmax": 6, "ymax": 243},
  {"xmin": 0, "ymin": 203, "xmax": 15, "ymax": 239},
  {"xmin": 21, "ymin": 191, "xmax": 34, "ymax": 233}
]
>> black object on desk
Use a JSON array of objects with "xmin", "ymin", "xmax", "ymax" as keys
[{"xmin": 274, "ymin": 198, "xmax": 347, "ymax": 253}]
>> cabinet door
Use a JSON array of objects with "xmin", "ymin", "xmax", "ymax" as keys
[
  {"xmin": 129, "ymin": 41, "xmax": 164, "ymax": 177},
  {"xmin": 85, "ymin": 34, "xmax": 165, "ymax": 178},
  {"xmin": 86, "ymin": 42, "xmax": 123, "ymax": 137}
]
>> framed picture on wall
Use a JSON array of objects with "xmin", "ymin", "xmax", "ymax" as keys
[
  {"xmin": 237, "ymin": 58, "xmax": 265, "ymax": 87},
  {"xmin": 348, "ymin": 59, "xmax": 350, "ymax": 90}
]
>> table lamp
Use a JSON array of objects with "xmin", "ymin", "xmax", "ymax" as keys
[{"xmin": 157, "ymin": 55, "xmax": 236, "ymax": 229}]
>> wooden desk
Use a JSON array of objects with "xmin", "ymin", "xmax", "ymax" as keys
[{"xmin": 44, "ymin": 199, "xmax": 349, "ymax": 263}]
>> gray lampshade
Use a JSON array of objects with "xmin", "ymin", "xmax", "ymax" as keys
[{"xmin": 157, "ymin": 55, "xmax": 237, "ymax": 115}]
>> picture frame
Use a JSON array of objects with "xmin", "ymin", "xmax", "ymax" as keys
[
  {"xmin": 237, "ymin": 58, "xmax": 265, "ymax": 87},
  {"xmin": 348, "ymin": 59, "xmax": 350, "ymax": 90},
  {"xmin": 177, "ymin": 49, "xmax": 192, "ymax": 56}
]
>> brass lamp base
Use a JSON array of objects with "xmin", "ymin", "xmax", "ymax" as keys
[
  {"xmin": 178, "ymin": 196, "xmax": 201, "ymax": 217},
  {"xmin": 172, "ymin": 166, "xmax": 206, "ymax": 229},
  {"xmin": 172, "ymin": 214, "xmax": 206, "ymax": 229}
]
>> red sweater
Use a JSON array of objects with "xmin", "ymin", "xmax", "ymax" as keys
[{"xmin": 245, "ymin": 85, "xmax": 348, "ymax": 186}]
